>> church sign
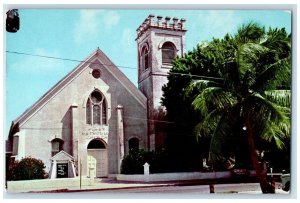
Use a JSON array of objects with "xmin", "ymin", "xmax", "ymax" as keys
[
  {"xmin": 57, "ymin": 163, "xmax": 68, "ymax": 178},
  {"xmin": 82, "ymin": 127, "xmax": 109, "ymax": 141}
]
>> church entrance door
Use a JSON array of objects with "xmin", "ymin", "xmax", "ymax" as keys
[{"xmin": 87, "ymin": 139, "xmax": 108, "ymax": 178}]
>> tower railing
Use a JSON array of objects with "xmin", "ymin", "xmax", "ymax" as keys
[{"xmin": 136, "ymin": 15, "xmax": 186, "ymax": 38}]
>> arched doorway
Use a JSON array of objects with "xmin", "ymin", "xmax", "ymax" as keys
[{"xmin": 87, "ymin": 139, "xmax": 108, "ymax": 178}]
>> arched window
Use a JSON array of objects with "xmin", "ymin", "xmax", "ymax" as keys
[
  {"xmin": 141, "ymin": 45, "xmax": 149, "ymax": 70},
  {"xmin": 162, "ymin": 42, "xmax": 176, "ymax": 65},
  {"xmin": 86, "ymin": 90, "xmax": 107, "ymax": 125},
  {"xmin": 87, "ymin": 139, "xmax": 106, "ymax": 149},
  {"xmin": 129, "ymin": 138, "xmax": 139, "ymax": 151},
  {"xmin": 51, "ymin": 138, "xmax": 64, "ymax": 157}
]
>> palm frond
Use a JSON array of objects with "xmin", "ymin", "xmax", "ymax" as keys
[
  {"xmin": 260, "ymin": 121, "xmax": 290, "ymax": 149},
  {"xmin": 264, "ymin": 90, "xmax": 291, "ymax": 107},
  {"xmin": 242, "ymin": 94, "xmax": 290, "ymax": 150},
  {"xmin": 208, "ymin": 104, "xmax": 242, "ymax": 164},
  {"xmin": 185, "ymin": 79, "xmax": 221, "ymax": 97},
  {"xmin": 208, "ymin": 113, "xmax": 231, "ymax": 164},
  {"xmin": 237, "ymin": 43, "xmax": 268, "ymax": 79},
  {"xmin": 192, "ymin": 87, "xmax": 237, "ymax": 115},
  {"xmin": 262, "ymin": 27, "xmax": 291, "ymax": 58},
  {"xmin": 243, "ymin": 94, "xmax": 290, "ymax": 124},
  {"xmin": 235, "ymin": 23, "xmax": 265, "ymax": 44},
  {"xmin": 253, "ymin": 56, "xmax": 291, "ymax": 92},
  {"xmin": 194, "ymin": 109, "xmax": 221, "ymax": 139}
]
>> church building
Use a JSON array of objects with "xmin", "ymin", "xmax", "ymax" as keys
[{"xmin": 6, "ymin": 15, "xmax": 187, "ymax": 178}]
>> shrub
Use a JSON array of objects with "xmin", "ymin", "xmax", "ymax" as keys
[
  {"xmin": 121, "ymin": 149, "xmax": 171, "ymax": 174},
  {"xmin": 7, "ymin": 157, "xmax": 46, "ymax": 181},
  {"xmin": 121, "ymin": 149, "xmax": 148, "ymax": 174}
]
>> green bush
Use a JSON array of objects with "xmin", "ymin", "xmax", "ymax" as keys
[
  {"xmin": 121, "ymin": 149, "xmax": 172, "ymax": 174},
  {"xmin": 7, "ymin": 157, "xmax": 46, "ymax": 181},
  {"xmin": 121, "ymin": 148, "xmax": 203, "ymax": 174}
]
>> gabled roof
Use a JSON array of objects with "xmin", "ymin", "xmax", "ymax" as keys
[
  {"xmin": 50, "ymin": 150, "xmax": 74, "ymax": 161},
  {"xmin": 12, "ymin": 48, "xmax": 147, "ymax": 128}
]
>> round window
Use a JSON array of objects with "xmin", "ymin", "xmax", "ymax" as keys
[{"xmin": 92, "ymin": 69, "xmax": 101, "ymax": 78}]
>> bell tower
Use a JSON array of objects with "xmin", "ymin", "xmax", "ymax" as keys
[{"xmin": 136, "ymin": 14, "xmax": 186, "ymax": 150}]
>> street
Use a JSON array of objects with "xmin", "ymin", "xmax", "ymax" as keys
[
  {"xmin": 76, "ymin": 182, "xmax": 289, "ymax": 196},
  {"xmin": 5, "ymin": 182, "xmax": 289, "ymax": 199},
  {"xmin": 92, "ymin": 183, "xmax": 259, "ymax": 194}
]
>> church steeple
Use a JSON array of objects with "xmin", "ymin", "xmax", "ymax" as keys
[{"xmin": 136, "ymin": 14, "xmax": 187, "ymax": 149}]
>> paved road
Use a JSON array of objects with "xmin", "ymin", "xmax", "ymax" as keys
[
  {"xmin": 93, "ymin": 183, "xmax": 259, "ymax": 194},
  {"xmin": 5, "ymin": 182, "xmax": 289, "ymax": 199},
  {"xmin": 79, "ymin": 182, "xmax": 289, "ymax": 195}
]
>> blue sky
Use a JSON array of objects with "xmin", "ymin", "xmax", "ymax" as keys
[{"xmin": 5, "ymin": 9, "xmax": 291, "ymax": 137}]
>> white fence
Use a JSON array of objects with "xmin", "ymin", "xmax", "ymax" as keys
[{"xmin": 117, "ymin": 170, "xmax": 257, "ymax": 182}]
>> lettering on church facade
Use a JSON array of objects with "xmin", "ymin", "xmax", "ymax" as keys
[{"xmin": 82, "ymin": 127, "xmax": 109, "ymax": 141}]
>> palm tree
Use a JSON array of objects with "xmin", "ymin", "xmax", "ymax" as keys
[{"xmin": 186, "ymin": 23, "xmax": 291, "ymax": 193}]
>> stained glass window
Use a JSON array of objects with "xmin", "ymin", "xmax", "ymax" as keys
[
  {"xmin": 86, "ymin": 99, "xmax": 91, "ymax": 124},
  {"xmin": 93, "ymin": 105, "xmax": 100, "ymax": 124},
  {"xmin": 91, "ymin": 91, "xmax": 102, "ymax": 103},
  {"xmin": 86, "ymin": 90, "xmax": 107, "ymax": 125}
]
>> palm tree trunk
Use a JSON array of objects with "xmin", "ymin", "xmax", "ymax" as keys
[{"xmin": 245, "ymin": 116, "xmax": 272, "ymax": 193}]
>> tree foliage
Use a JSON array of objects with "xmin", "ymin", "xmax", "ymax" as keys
[
  {"xmin": 121, "ymin": 148, "xmax": 202, "ymax": 174},
  {"xmin": 162, "ymin": 23, "xmax": 291, "ymax": 193},
  {"xmin": 7, "ymin": 157, "xmax": 46, "ymax": 181}
]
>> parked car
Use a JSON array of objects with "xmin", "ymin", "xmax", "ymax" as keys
[{"xmin": 280, "ymin": 170, "xmax": 290, "ymax": 192}]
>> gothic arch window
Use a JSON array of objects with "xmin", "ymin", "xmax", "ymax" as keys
[
  {"xmin": 86, "ymin": 90, "xmax": 107, "ymax": 125},
  {"xmin": 51, "ymin": 138, "xmax": 64, "ymax": 157},
  {"xmin": 128, "ymin": 137, "xmax": 139, "ymax": 151},
  {"xmin": 162, "ymin": 42, "xmax": 176, "ymax": 65},
  {"xmin": 141, "ymin": 44, "xmax": 149, "ymax": 70}
]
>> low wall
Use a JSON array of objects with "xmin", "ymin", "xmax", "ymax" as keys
[
  {"xmin": 6, "ymin": 178, "xmax": 94, "ymax": 193},
  {"xmin": 117, "ymin": 171, "xmax": 231, "ymax": 182},
  {"xmin": 117, "ymin": 171, "xmax": 257, "ymax": 182}
]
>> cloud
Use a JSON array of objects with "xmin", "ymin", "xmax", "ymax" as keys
[
  {"xmin": 73, "ymin": 10, "xmax": 120, "ymax": 44},
  {"xmin": 121, "ymin": 28, "xmax": 134, "ymax": 50},
  {"xmin": 103, "ymin": 11, "xmax": 120, "ymax": 30},
  {"xmin": 9, "ymin": 48, "xmax": 65, "ymax": 75},
  {"xmin": 194, "ymin": 10, "xmax": 241, "ymax": 42}
]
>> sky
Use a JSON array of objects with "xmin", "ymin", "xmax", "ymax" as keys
[{"xmin": 4, "ymin": 9, "xmax": 292, "ymax": 137}]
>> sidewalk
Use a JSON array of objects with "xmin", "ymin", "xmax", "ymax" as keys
[
  {"xmin": 31, "ymin": 178, "xmax": 180, "ymax": 193},
  {"xmin": 28, "ymin": 178, "xmax": 289, "ymax": 194}
]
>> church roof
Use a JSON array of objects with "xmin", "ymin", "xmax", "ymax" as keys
[{"xmin": 12, "ymin": 48, "xmax": 147, "ymax": 128}]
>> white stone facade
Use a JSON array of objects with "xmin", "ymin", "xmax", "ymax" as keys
[
  {"xmin": 7, "ymin": 49, "xmax": 148, "ymax": 177},
  {"xmin": 6, "ymin": 14, "xmax": 186, "ymax": 178}
]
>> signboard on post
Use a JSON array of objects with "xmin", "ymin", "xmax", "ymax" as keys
[{"xmin": 57, "ymin": 163, "xmax": 68, "ymax": 178}]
